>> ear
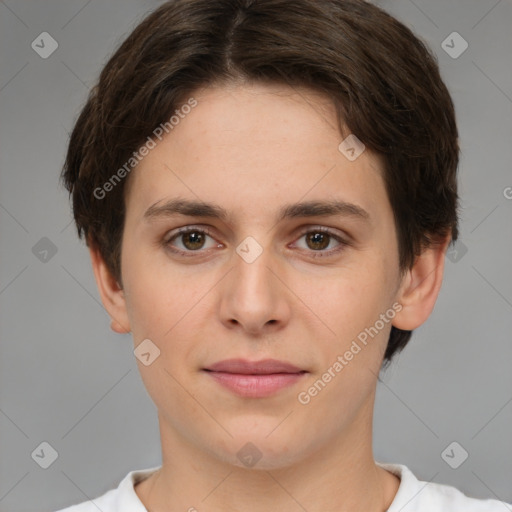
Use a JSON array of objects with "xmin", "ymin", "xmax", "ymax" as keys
[
  {"xmin": 88, "ymin": 243, "xmax": 131, "ymax": 334},
  {"xmin": 392, "ymin": 236, "xmax": 451, "ymax": 331}
]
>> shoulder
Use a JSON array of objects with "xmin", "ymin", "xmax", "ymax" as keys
[
  {"xmin": 54, "ymin": 466, "xmax": 161, "ymax": 512},
  {"xmin": 54, "ymin": 488, "xmax": 117, "ymax": 512},
  {"xmin": 377, "ymin": 462, "xmax": 511, "ymax": 512},
  {"xmin": 422, "ymin": 479, "xmax": 511, "ymax": 511}
]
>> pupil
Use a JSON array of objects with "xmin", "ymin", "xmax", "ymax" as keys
[
  {"xmin": 184, "ymin": 231, "xmax": 204, "ymax": 250},
  {"xmin": 308, "ymin": 232, "xmax": 329, "ymax": 250}
]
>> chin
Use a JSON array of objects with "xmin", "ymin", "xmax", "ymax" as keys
[{"xmin": 209, "ymin": 428, "xmax": 311, "ymax": 471}]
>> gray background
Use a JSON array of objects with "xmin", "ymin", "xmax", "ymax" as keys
[{"xmin": 0, "ymin": 0, "xmax": 511, "ymax": 510}]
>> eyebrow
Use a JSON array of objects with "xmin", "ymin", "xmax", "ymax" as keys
[{"xmin": 143, "ymin": 198, "xmax": 370, "ymax": 223}]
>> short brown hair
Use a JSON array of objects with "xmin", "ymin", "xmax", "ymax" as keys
[{"xmin": 61, "ymin": 0, "xmax": 459, "ymax": 364}]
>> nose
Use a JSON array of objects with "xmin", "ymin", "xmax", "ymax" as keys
[{"xmin": 218, "ymin": 242, "xmax": 291, "ymax": 336}]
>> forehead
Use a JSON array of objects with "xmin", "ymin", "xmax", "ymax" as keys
[
  {"xmin": 168, "ymin": 82, "xmax": 344, "ymax": 160},
  {"xmin": 125, "ymin": 82, "xmax": 387, "ymax": 224}
]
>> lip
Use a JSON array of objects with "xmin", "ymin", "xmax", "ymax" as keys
[
  {"xmin": 203, "ymin": 359, "xmax": 307, "ymax": 398},
  {"xmin": 205, "ymin": 358, "xmax": 304, "ymax": 374}
]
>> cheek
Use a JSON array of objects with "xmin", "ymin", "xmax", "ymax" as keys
[
  {"xmin": 294, "ymin": 268, "xmax": 395, "ymax": 421},
  {"xmin": 121, "ymin": 254, "xmax": 200, "ymax": 403},
  {"xmin": 296, "ymin": 259, "xmax": 392, "ymax": 336},
  {"xmin": 121, "ymin": 246, "xmax": 190, "ymax": 341},
  {"xmin": 295, "ymin": 255, "xmax": 398, "ymax": 391}
]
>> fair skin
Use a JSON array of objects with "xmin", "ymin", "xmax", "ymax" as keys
[{"xmin": 89, "ymin": 82, "xmax": 449, "ymax": 511}]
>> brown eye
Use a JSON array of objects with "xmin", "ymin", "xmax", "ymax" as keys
[
  {"xmin": 293, "ymin": 227, "xmax": 348, "ymax": 258},
  {"xmin": 305, "ymin": 232, "xmax": 331, "ymax": 251},
  {"xmin": 181, "ymin": 231, "xmax": 206, "ymax": 250},
  {"xmin": 165, "ymin": 227, "xmax": 220, "ymax": 255}
]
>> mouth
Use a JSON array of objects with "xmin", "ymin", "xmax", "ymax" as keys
[{"xmin": 202, "ymin": 359, "xmax": 308, "ymax": 398}]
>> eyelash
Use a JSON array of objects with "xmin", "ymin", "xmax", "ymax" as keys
[{"xmin": 163, "ymin": 226, "xmax": 349, "ymax": 259}]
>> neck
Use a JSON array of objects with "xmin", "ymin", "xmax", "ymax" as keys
[{"xmin": 136, "ymin": 396, "xmax": 400, "ymax": 511}]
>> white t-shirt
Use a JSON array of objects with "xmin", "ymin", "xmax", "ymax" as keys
[{"xmin": 55, "ymin": 462, "xmax": 511, "ymax": 512}]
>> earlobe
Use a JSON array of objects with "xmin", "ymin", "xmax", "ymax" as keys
[
  {"xmin": 88, "ymin": 244, "xmax": 131, "ymax": 334},
  {"xmin": 110, "ymin": 318, "xmax": 130, "ymax": 334},
  {"xmin": 392, "ymin": 236, "xmax": 451, "ymax": 331}
]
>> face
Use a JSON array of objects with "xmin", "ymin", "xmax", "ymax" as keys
[{"xmin": 103, "ymin": 83, "xmax": 415, "ymax": 469}]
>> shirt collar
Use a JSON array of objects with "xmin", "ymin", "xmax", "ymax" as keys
[{"xmin": 117, "ymin": 462, "xmax": 420, "ymax": 511}]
